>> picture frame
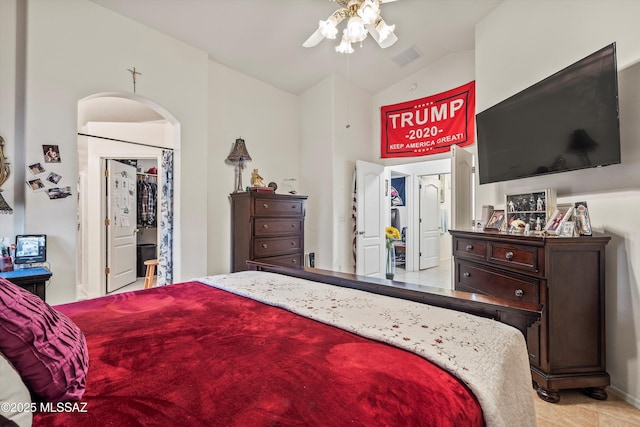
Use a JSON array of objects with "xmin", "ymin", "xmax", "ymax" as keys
[
  {"xmin": 559, "ymin": 221, "xmax": 576, "ymax": 237},
  {"xmin": 544, "ymin": 207, "xmax": 573, "ymax": 235},
  {"xmin": 26, "ymin": 178, "xmax": 45, "ymax": 192},
  {"xmin": 574, "ymin": 201, "xmax": 592, "ymax": 236},
  {"xmin": 46, "ymin": 172, "xmax": 62, "ymax": 184},
  {"xmin": 28, "ymin": 162, "xmax": 46, "ymax": 176},
  {"xmin": 47, "ymin": 186, "xmax": 72, "ymax": 200},
  {"xmin": 484, "ymin": 209, "xmax": 505, "ymax": 231},
  {"xmin": 505, "ymin": 189, "xmax": 557, "ymax": 233},
  {"xmin": 42, "ymin": 144, "xmax": 61, "ymax": 163}
]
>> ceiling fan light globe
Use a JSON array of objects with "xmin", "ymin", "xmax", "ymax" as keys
[
  {"xmin": 357, "ymin": 0, "xmax": 380, "ymax": 25},
  {"xmin": 335, "ymin": 36, "xmax": 354, "ymax": 54},
  {"xmin": 319, "ymin": 18, "xmax": 338, "ymax": 39},
  {"xmin": 346, "ymin": 17, "xmax": 367, "ymax": 43}
]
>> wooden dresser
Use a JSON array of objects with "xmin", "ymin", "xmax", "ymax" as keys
[
  {"xmin": 449, "ymin": 229, "xmax": 610, "ymax": 403},
  {"xmin": 231, "ymin": 192, "xmax": 307, "ymax": 272}
]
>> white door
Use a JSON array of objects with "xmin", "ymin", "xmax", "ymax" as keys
[
  {"xmin": 451, "ymin": 145, "xmax": 474, "ymax": 230},
  {"xmin": 419, "ymin": 175, "xmax": 440, "ymax": 270},
  {"xmin": 355, "ymin": 160, "xmax": 389, "ymax": 277},
  {"xmin": 106, "ymin": 160, "xmax": 137, "ymax": 292}
]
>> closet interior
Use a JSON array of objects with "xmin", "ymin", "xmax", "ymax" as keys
[{"xmin": 124, "ymin": 158, "xmax": 159, "ymax": 278}]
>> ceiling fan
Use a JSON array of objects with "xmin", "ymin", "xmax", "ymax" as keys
[{"xmin": 303, "ymin": 0, "xmax": 399, "ymax": 54}]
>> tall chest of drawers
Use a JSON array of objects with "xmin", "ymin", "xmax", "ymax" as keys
[
  {"xmin": 231, "ymin": 192, "xmax": 307, "ymax": 272},
  {"xmin": 449, "ymin": 229, "xmax": 610, "ymax": 403}
]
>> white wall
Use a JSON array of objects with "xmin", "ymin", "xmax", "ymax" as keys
[
  {"xmin": 208, "ymin": 61, "xmax": 300, "ymax": 274},
  {"xmin": 299, "ymin": 76, "xmax": 335, "ymax": 270},
  {"xmin": 331, "ymin": 75, "xmax": 374, "ymax": 273},
  {"xmin": 0, "ymin": 0, "xmax": 24, "ymax": 238},
  {"xmin": 7, "ymin": 0, "xmax": 210, "ymax": 303},
  {"xmin": 476, "ymin": 0, "xmax": 640, "ymax": 407},
  {"xmin": 299, "ymin": 74, "xmax": 373, "ymax": 273}
]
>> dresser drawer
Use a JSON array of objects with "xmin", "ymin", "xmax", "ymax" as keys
[
  {"xmin": 254, "ymin": 218, "xmax": 302, "ymax": 236},
  {"xmin": 253, "ymin": 236, "xmax": 302, "ymax": 257},
  {"xmin": 257, "ymin": 253, "xmax": 303, "ymax": 268},
  {"xmin": 455, "ymin": 260, "xmax": 540, "ymax": 304},
  {"xmin": 254, "ymin": 198, "xmax": 304, "ymax": 216},
  {"xmin": 488, "ymin": 241, "xmax": 542, "ymax": 275},
  {"xmin": 453, "ymin": 237, "xmax": 487, "ymax": 261}
]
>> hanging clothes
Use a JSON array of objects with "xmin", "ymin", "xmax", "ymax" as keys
[{"xmin": 137, "ymin": 175, "xmax": 158, "ymax": 227}]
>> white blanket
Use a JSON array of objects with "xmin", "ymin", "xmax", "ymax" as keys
[{"xmin": 198, "ymin": 271, "xmax": 536, "ymax": 427}]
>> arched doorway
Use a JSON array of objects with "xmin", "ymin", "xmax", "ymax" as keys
[{"xmin": 76, "ymin": 92, "xmax": 181, "ymax": 299}]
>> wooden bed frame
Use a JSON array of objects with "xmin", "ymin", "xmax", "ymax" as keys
[{"xmin": 247, "ymin": 261, "xmax": 542, "ymax": 338}]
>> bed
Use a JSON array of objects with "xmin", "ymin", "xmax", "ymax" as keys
[{"xmin": 1, "ymin": 262, "xmax": 540, "ymax": 427}]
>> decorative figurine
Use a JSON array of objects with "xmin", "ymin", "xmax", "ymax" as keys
[
  {"xmin": 510, "ymin": 219, "xmax": 526, "ymax": 233},
  {"xmin": 251, "ymin": 169, "xmax": 266, "ymax": 187}
]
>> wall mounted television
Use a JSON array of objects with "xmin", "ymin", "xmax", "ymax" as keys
[
  {"xmin": 476, "ymin": 43, "xmax": 621, "ymax": 185},
  {"xmin": 14, "ymin": 234, "xmax": 47, "ymax": 265}
]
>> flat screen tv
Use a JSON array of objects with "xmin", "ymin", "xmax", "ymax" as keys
[
  {"xmin": 476, "ymin": 43, "xmax": 621, "ymax": 185},
  {"xmin": 14, "ymin": 234, "xmax": 47, "ymax": 265}
]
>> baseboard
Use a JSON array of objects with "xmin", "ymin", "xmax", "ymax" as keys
[{"xmin": 608, "ymin": 385, "xmax": 640, "ymax": 410}]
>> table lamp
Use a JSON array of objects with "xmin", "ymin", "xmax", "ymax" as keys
[{"xmin": 227, "ymin": 138, "xmax": 252, "ymax": 193}]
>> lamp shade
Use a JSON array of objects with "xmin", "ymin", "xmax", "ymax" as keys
[{"xmin": 227, "ymin": 138, "xmax": 252, "ymax": 162}]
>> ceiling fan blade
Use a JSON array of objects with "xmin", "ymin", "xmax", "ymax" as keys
[
  {"xmin": 380, "ymin": 0, "xmax": 399, "ymax": 3},
  {"xmin": 303, "ymin": 9, "xmax": 347, "ymax": 48},
  {"xmin": 303, "ymin": 28, "xmax": 325, "ymax": 48}
]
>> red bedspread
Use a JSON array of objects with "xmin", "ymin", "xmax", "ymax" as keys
[{"xmin": 33, "ymin": 282, "xmax": 483, "ymax": 426}]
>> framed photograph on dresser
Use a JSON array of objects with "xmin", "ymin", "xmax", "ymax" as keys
[
  {"xmin": 484, "ymin": 209, "xmax": 505, "ymax": 231},
  {"xmin": 559, "ymin": 221, "xmax": 576, "ymax": 237},
  {"xmin": 574, "ymin": 201, "xmax": 592, "ymax": 236},
  {"xmin": 544, "ymin": 207, "xmax": 573, "ymax": 235}
]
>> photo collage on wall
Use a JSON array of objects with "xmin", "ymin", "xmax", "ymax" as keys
[{"xmin": 26, "ymin": 145, "xmax": 72, "ymax": 200}]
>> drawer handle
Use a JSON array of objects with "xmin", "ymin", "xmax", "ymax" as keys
[
  {"xmin": 291, "ymin": 241, "xmax": 295, "ymax": 246},
  {"xmin": 263, "ymin": 224, "xmax": 269, "ymax": 229},
  {"xmin": 515, "ymin": 289, "xmax": 524, "ymax": 297},
  {"xmin": 262, "ymin": 243, "xmax": 268, "ymax": 249},
  {"xmin": 263, "ymin": 203, "xmax": 269, "ymax": 208},
  {"xmin": 291, "ymin": 205, "xmax": 296, "ymax": 209},
  {"xmin": 505, "ymin": 251, "xmax": 514, "ymax": 260},
  {"xmin": 463, "ymin": 272, "xmax": 470, "ymax": 278},
  {"xmin": 291, "ymin": 259, "xmax": 297, "ymax": 264},
  {"xmin": 291, "ymin": 224, "xmax": 295, "ymax": 228},
  {"xmin": 465, "ymin": 245, "xmax": 473, "ymax": 251}
]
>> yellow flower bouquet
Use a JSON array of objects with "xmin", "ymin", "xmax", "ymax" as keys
[
  {"xmin": 385, "ymin": 226, "xmax": 401, "ymax": 245},
  {"xmin": 384, "ymin": 226, "xmax": 401, "ymax": 279}
]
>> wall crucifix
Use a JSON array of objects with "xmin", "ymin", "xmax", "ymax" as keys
[{"xmin": 127, "ymin": 66, "xmax": 142, "ymax": 93}]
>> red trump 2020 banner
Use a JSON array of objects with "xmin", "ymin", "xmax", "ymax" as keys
[{"xmin": 380, "ymin": 81, "xmax": 475, "ymax": 158}]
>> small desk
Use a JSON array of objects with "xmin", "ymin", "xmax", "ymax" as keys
[{"xmin": 0, "ymin": 268, "xmax": 52, "ymax": 301}]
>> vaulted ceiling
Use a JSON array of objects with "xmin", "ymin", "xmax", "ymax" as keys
[{"xmin": 90, "ymin": 0, "xmax": 501, "ymax": 95}]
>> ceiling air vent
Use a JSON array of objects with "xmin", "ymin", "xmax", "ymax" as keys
[{"xmin": 391, "ymin": 45, "xmax": 422, "ymax": 67}]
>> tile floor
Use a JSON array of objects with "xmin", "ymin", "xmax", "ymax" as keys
[
  {"xmin": 393, "ymin": 259, "xmax": 453, "ymax": 290},
  {"xmin": 534, "ymin": 389, "xmax": 640, "ymax": 426},
  {"xmin": 108, "ymin": 277, "xmax": 145, "ymax": 295}
]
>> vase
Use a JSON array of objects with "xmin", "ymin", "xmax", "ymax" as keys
[{"xmin": 386, "ymin": 244, "xmax": 396, "ymax": 280}]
